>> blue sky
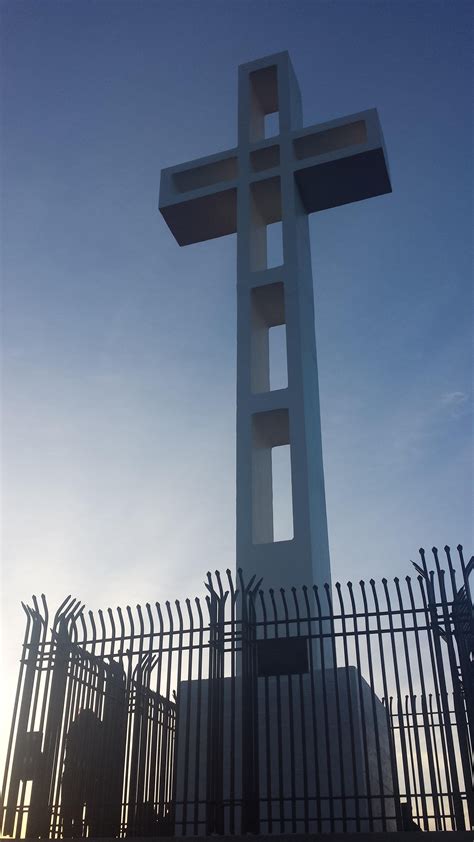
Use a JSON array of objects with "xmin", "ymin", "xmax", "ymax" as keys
[{"xmin": 0, "ymin": 0, "xmax": 472, "ymax": 757}]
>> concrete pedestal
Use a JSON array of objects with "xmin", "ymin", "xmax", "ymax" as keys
[{"xmin": 174, "ymin": 667, "xmax": 396, "ymax": 835}]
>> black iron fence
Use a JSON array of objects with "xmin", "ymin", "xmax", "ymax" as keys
[{"xmin": 1, "ymin": 546, "xmax": 472, "ymax": 837}]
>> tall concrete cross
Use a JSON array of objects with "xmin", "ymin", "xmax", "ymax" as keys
[{"xmin": 159, "ymin": 51, "xmax": 391, "ymax": 593}]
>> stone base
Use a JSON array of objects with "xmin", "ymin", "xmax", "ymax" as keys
[{"xmin": 174, "ymin": 667, "xmax": 397, "ymax": 834}]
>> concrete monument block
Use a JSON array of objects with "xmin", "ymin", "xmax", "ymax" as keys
[{"xmin": 174, "ymin": 667, "xmax": 396, "ymax": 835}]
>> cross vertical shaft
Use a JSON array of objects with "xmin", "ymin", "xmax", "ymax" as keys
[
  {"xmin": 236, "ymin": 53, "xmax": 330, "ymax": 592},
  {"xmin": 159, "ymin": 50, "xmax": 391, "ymax": 594}
]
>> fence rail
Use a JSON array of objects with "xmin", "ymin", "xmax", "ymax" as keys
[{"xmin": 1, "ymin": 546, "xmax": 472, "ymax": 837}]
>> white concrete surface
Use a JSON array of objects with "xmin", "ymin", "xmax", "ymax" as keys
[
  {"xmin": 159, "ymin": 50, "xmax": 391, "ymax": 599},
  {"xmin": 174, "ymin": 668, "xmax": 396, "ymax": 834}
]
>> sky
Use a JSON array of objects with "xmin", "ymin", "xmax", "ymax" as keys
[{"xmin": 0, "ymin": 0, "xmax": 472, "ymax": 767}]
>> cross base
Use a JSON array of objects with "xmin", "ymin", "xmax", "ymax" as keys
[{"xmin": 174, "ymin": 666, "xmax": 397, "ymax": 835}]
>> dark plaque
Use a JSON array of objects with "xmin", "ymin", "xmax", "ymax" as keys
[{"xmin": 257, "ymin": 636, "xmax": 309, "ymax": 677}]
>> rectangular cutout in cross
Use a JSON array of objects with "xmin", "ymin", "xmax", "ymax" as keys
[
  {"xmin": 251, "ymin": 282, "xmax": 287, "ymax": 393},
  {"xmin": 264, "ymin": 112, "xmax": 280, "ymax": 138},
  {"xmin": 272, "ymin": 443, "xmax": 294, "ymax": 542},
  {"xmin": 249, "ymin": 177, "xmax": 282, "ymax": 271},
  {"xmin": 266, "ymin": 221, "xmax": 283, "ymax": 268},
  {"xmin": 249, "ymin": 65, "xmax": 279, "ymax": 142},
  {"xmin": 173, "ymin": 155, "xmax": 238, "ymax": 193},
  {"xmin": 250, "ymin": 144, "xmax": 280, "ymax": 173},
  {"xmin": 293, "ymin": 120, "xmax": 367, "ymax": 161},
  {"xmin": 269, "ymin": 324, "xmax": 288, "ymax": 390},
  {"xmin": 251, "ymin": 408, "xmax": 294, "ymax": 545}
]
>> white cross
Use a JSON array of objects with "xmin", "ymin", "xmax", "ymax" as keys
[{"xmin": 160, "ymin": 51, "xmax": 391, "ymax": 593}]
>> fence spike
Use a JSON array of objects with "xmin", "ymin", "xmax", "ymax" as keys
[
  {"xmin": 175, "ymin": 599, "xmax": 184, "ymax": 634},
  {"xmin": 195, "ymin": 596, "xmax": 204, "ymax": 626},
  {"xmin": 369, "ymin": 578, "xmax": 381, "ymax": 612},
  {"xmin": 98, "ymin": 609, "xmax": 107, "ymax": 658},
  {"xmin": 247, "ymin": 573, "xmax": 257, "ymax": 591},
  {"xmin": 258, "ymin": 589, "xmax": 268, "ymax": 622},
  {"xmin": 185, "ymin": 597, "xmax": 193, "ymax": 627},
  {"xmin": 89, "ymin": 609, "xmax": 97, "ymax": 654},
  {"xmin": 165, "ymin": 600, "xmax": 174, "ymax": 630},
  {"xmin": 237, "ymin": 567, "xmax": 245, "ymax": 596},
  {"xmin": 215, "ymin": 570, "xmax": 225, "ymax": 598},
  {"xmin": 279, "ymin": 588, "xmax": 290, "ymax": 625},
  {"xmin": 335, "ymin": 581, "xmax": 345, "ymax": 615},
  {"xmin": 126, "ymin": 605, "xmax": 136, "ymax": 651},
  {"xmin": 52, "ymin": 594, "xmax": 72, "ymax": 623},
  {"xmin": 324, "ymin": 581, "xmax": 333, "ymax": 610},
  {"xmin": 412, "ymin": 560, "xmax": 425, "ymax": 578},
  {"xmin": 226, "ymin": 568, "xmax": 238, "ymax": 604},
  {"xmin": 146, "ymin": 602, "xmax": 155, "ymax": 653},
  {"xmin": 269, "ymin": 588, "xmax": 279, "ymax": 626},
  {"xmin": 444, "ymin": 545, "xmax": 458, "ymax": 601},
  {"xmin": 107, "ymin": 607, "xmax": 116, "ymax": 656},
  {"xmin": 116, "ymin": 605, "xmax": 126, "ymax": 648},
  {"xmin": 313, "ymin": 584, "xmax": 323, "ymax": 618}
]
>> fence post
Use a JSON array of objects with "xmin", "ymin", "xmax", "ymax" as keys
[
  {"xmin": 452, "ymin": 547, "xmax": 474, "ymax": 762},
  {"xmin": 433, "ymin": 550, "xmax": 474, "ymax": 828},
  {"xmin": 2, "ymin": 604, "xmax": 39, "ymax": 837},
  {"xmin": 416, "ymin": 551, "xmax": 467, "ymax": 830},
  {"xmin": 28, "ymin": 605, "xmax": 77, "ymax": 838},
  {"xmin": 205, "ymin": 573, "xmax": 227, "ymax": 834},
  {"xmin": 239, "ymin": 570, "xmax": 261, "ymax": 835}
]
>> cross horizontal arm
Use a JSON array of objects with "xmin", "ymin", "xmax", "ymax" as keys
[
  {"xmin": 159, "ymin": 108, "xmax": 391, "ymax": 246},
  {"xmin": 159, "ymin": 147, "xmax": 238, "ymax": 246},
  {"xmin": 292, "ymin": 108, "xmax": 391, "ymax": 213}
]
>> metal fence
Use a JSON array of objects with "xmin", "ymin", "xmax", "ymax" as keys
[{"xmin": 1, "ymin": 545, "xmax": 472, "ymax": 837}]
